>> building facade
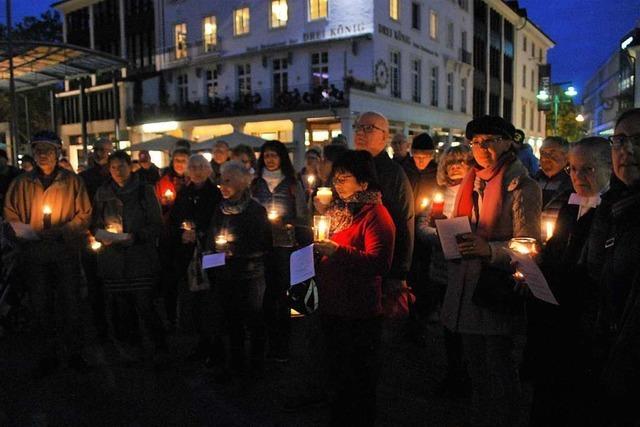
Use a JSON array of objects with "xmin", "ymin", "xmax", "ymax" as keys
[
  {"xmin": 472, "ymin": 0, "xmax": 553, "ymax": 151},
  {"xmin": 582, "ymin": 25, "xmax": 640, "ymax": 136}
]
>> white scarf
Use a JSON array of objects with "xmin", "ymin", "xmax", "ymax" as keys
[
  {"xmin": 568, "ymin": 192, "xmax": 602, "ymax": 219},
  {"xmin": 262, "ymin": 168, "xmax": 284, "ymax": 193}
]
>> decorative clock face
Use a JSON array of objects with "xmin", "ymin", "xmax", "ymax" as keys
[{"xmin": 375, "ymin": 59, "xmax": 389, "ymax": 89}]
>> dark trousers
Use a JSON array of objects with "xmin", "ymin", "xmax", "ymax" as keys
[
  {"xmin": 321, "ymin": 315, "xmax": 383, "ymax": 427},
  {"xmin": 105, "ymin": 288, "xmax": 166, "ymax": 348},
  {"xmin": 264, "ymin": 247, "xmax": 292, "ymax": 355},
  {"xmin": 24, "ymin": 241, "xmax": 84, "ymax": 358},
  {"xmin": 81, "ymin": 250, "xmax": 108, "ymax": 340},
  {"xmin": 462, "ymin": 333, "xmax": 521, "ymax": 427},
  {"xmin": 217, "ymin": 276, "xmax": 266, "ymax": 370}
]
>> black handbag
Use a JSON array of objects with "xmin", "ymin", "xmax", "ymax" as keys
[
  {"xmin": 288, "ymin": 278, "xmax": 318, "ymax": 315},
  {"xmin": 472, "ymin": 265, "xmax": 524, "ymax": 315}
]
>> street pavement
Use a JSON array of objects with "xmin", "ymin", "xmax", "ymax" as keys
[{"xmin": 0, "ymin": 313, "xmax": 531, "ymax": 426}]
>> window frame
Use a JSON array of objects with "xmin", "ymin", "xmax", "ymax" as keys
[
  {"xmin": 308, "ymin": 0, "xmax": 328, "ymax": 21},
  {"xmin": 270, "ymin": 0, "xmax": 288, "ymax": 29},
  {"xmin": 233, "ymin": 7, "xmax": 251, "ymax": 36},
  {"xmin": 202, "ymin": 16, "xmax": 217, "ymax": 52}
]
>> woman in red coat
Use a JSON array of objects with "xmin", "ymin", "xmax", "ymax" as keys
[{"xmin": 315, "ymin": 150, "xmax": 395, "ymax": 426}]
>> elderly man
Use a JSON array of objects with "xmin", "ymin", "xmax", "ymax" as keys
[
  {"xmin": 210, "ymin": 140, "xmax": 230, "ymax": 184},
  {"xmin": 390, "ymin": 133, "xmax": 411, "ymax": 166},
  {"xmin": 4, "ymin": 131, "xmax": 92, "ymax": 378},
  {"xmin": 354, "ymin": 112, "xmax": 415, "ymax": 299},
  {"xmin": 525, "ymin": 137, "xmax": 612, "ymax": 427},
  {"xmin": 535, "ymin": 137, "xmax": 573, "ymax": 235}
]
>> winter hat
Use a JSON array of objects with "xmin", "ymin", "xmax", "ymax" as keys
[
  {"xmin": 411, "ymin": 133, "xmax": 435, "ymax": 151},
  {"xmin": 31, "ymin": 130, "xmax": 62, "ymax": 150},
  {"xmin": 465, "ymin": 115, "xmax": 516, "ymax": 140}
]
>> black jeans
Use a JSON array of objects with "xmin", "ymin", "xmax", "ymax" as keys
[
  {"xmin": 264, "ymin": 247, "xmax": 292, "ymax": 355},
  {"xmin": 321, "ymin": 315, "xmax": 383, "ymax": 427},
  {"xmin": 105, "ymin": 288, "xmax": 166, "ymax": 348}
]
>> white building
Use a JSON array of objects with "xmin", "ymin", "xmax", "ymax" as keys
[{"xmin": 129, "ymin": 0, "xmax": 474, "ymax": 166}]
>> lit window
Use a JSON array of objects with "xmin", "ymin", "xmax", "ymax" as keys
[
  {"xmin": 429, "ymin": 10, "xmax": 438, "ymax": 40},
  {"xmin": 203, "ymin": 16, "xmax": 217, "ymax": 52},
  {"xmin": 309, "ymin": 0, "xmax": 328, "ymax": 21},
  {"xmin": 174, "ymin": 23, "xmax": 187, "ymax": 59},
  {"xmin": 390, "ymin": 0, "xmax": 399, "ymax": 20},
  {"xmin": 271, "ymin": 0, "xmax": 288, "ymax": 28},
  {"xmin": 234, "ymin": 7, "xmax": 250, "ymax": 36}
]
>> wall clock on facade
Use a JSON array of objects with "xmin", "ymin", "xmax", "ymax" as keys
[{"xmin": 374, "ymin": 59, "xmax": 389, "ymax": 89}]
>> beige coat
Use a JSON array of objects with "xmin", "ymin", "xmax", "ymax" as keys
[
  {"xmin": 441, "ymin": 159, "xmax": 542, "ymax": 335},
  {"xmin": 3, "ymin": 168, "xmax": 92, "ymax": 245}
]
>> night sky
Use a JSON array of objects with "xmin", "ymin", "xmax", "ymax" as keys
[{"xmin": 5, "ymin": 0, "xmax": 640, "ymax": 99}]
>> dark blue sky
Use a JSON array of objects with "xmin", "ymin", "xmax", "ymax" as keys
[{"xmin": 6, "ymin": 0, "xmax": 640, "ymax": 99}]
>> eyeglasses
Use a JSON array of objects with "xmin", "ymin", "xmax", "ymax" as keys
[
  {"xmin": 609, "ymin": 134, "xmax": 640, "ymax": 150},
  {"xmin": 564, "ymin": 165, "xmax": 596, "ymax": 176},
  {"xmin": 540, "ymin": 150, "xmax": 564, "ymax": 159},
  {"xmin": 469, "ymin": 137, "xmax": 503, "ymax": 148},
  {"xmin": 353, "ymin": 124, "xmax": 385, "ymax": 133},
  {"xmin": 332, "ymin": 174, "xmax": 355, "ymax": 185}
]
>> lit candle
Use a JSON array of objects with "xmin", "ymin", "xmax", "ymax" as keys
[
  {"xmin": 513, "ymin": 270, "xmax": 525, "ymax": 280},
  {"xmin": 545, "ymin": 220, "xmax": 555, "ymax": 241},
  {"xmin": 431, "ymin": 193, "xmax": 445, "ymax": 217},
  {"xmin": 181, "ymin": 221, "xmax": 195, "ymax": 231},
  {"xmin": 316, "ymin": 187, "xmax": 333, "ymax": 205},
  {"xmin": 268, "ymin": 208, "xmax": 279, "ymax": 221},
  {"xmin": 508, "ymin": 237, "xmax": 538, "ymax": 255},
  {"xmin": 420, "ymin": 198, "xmax": 430, "ymax": 210},
  {"xmin": 163, "ymin": 188, "xmax": 175, "ymax": 201},
  {"xmin": 90, "ymin": 238, "xmax": 102, "ymax": 251},
  {"xmin": 105, "ymin": 224, "xmax": 122, "ymax": 234},
  {"xmin": 313, "ymin": 215, "xmax": 331, "ymax": 241},
  {"xmin": 43, "ymin": 205, "xmax": 52, "ymax": 230},
  {"xmin": 215, "ymin": 233, "xmax": 228, "ymax": 252},
  {"xmin": 307, "ymin": 175, "xmax": 316, "ymax": 187}
]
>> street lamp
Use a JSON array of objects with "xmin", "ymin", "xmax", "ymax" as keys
[
  {"xmin": 575, "ymin": 113, "xmax": 585, "ymax": 122},
  {"xmin": 537, "ymin": 82, "xmax": 578, "ymax": 135}
]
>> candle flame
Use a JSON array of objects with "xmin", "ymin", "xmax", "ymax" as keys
[
  {"xmin": 514, "ymin": 271, "xmax": 525, "ymax": 280},
  {"xmin": 164, "ymin": 189, "xmax": 174, "ymax": 198},
  {"xmin": 433, "ymin": 193, "xmax": 444, "ymax": 203},
  {"xmin": 545, "ymin": 221, "xmax": 555, "ymax": 241},
  {"xmin": 420, "ymin": 198, "xmax": 430, "ymax": 209},
  {"xmin": 215, "ymin": 234, "xmax": 228, "ymax": 245},
  {"xmin": 90, "ymin": 240, "xmax": 102, "ymax": 251},
  {"xmin": 43, "ymin": 205, "xmax": 52, "ymax": 215},
  {"xmin": 307, "ymin": 175, "xmax": 316, "ymax": 185},
  {"xmin": 268, "ymin": 209, "xmax": 279, "ymax": 221}
]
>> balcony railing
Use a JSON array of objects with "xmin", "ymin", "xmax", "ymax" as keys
[{"xmin": 126, "ymin": 80, "xmax": 349, "ymax": 125}]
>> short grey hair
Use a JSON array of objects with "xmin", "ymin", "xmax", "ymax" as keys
[
  {"xmin": 220, "ymin": 159, "xmax": 252, "ymax": 184},
  {"xmin": 188, "ymin": 154, "xmax": 212, "ymax": 171},
  {"xmin": 571, "ymin": 137, "xmax": 611, "ymax": 168}
]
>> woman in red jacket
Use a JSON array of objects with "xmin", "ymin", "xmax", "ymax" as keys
[{"xmin": 315, "ymin": 150, "xmax": 395, "ymax": 426}]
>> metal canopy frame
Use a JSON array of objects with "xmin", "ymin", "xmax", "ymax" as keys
[{"xmin": 0, "ymin": 41, "xmax": 128, "ymax": 92}]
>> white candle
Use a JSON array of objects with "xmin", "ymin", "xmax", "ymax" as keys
[
  {"xmin": 545, "ymin": 220, "xmax": 555, "ymax": 241},
  {"xmin": 43, "ymin": 205, "xmax": 52, "ymax": 229},
  {"xmin": 316, "ymin": 187, "xmax": 333, "ymax": 205},
  {"xmin": 268, "ymin": 209, "xmax": 279, "ymax": 221},
  {"xmin": 314, "ymin": 215, "xmax": 331, "ymax": 241}
]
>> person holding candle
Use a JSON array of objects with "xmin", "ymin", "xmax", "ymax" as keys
[
  {"xmin": 314, "ymin": 149, "xmax": 395, "ymax": 426},
  {"xmin": 91, "ymin": 150, "xmax": 167, "ymax": 362},
  {"xmin": 251, "ymin": 140, "xmax": 309, "ymax": 362},
  {"xmin": 441, "ymin": 116, "xmax": 541, "ymax": 427},
  {"xmin": 169, "ymin": 154, "xmax": 222, "ymax": 364},
  {"xmin": 522, "ymin": 137, "xmax": 612, "ymax": 426},
  {"xmin": 155, "ymin": 145, "xmax": 191, "ymax": 330},
  {"xmin": 401, "ymin": 132, "xmax": 440, "ymax": 344},
  {"xmin": 207, "ymin": 160, "xmax": 272, "ymax": 379},
  {"xmin": 4, "ymin": 131, "xmax": 92, "ymax": 378},
  {"xmin": 584, "ymin": 108, "xmax": 640, "ymax": 425},
  {"xmin": 535, "ymin": 136, "xmax": 574, "ymax": 241}
]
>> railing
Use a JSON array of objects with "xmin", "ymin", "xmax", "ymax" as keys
[{"xmin": 126, "ymin": 80, "xmax": 349, "ymax": 125}]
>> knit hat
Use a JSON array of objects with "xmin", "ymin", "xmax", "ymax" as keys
[
  {"xmin": 172, "ymin": 139, "xmax": 191, "ymax": 156},
  {"xmin": 411, "ymin": 133, "xmax": 435, "ymax": 151},
  {"xmin": 465, "ymin": 116, "xmax": 516, "ymax": 140},
  {"xmin": 513, "ymin": 129, "xmax": 525, "ymax": 144}
]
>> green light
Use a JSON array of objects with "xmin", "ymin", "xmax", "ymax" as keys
[{"xmin": 564, "ymin": 86, "xmax": 577, "ymax": 97}]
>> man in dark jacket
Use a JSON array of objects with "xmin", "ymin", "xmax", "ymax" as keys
[
  {"xmin": 391, "ymin": 133, "xmax": 412, "ymax": 167},
  {"xmin": 535, "ymin": 136, "xmax": 573, "ymax": 240},
  {"xmin": 354, "ymin": 112, "xmax": 414, "ymax": 297},
  {"xmin": 4, "ymin": 131, "xmax": 92, "ymax": 378},
  {"xmin": 79, "ymin": 137, "xmax": 113, "ymax": 202},
  {"xmin": 135, "ymin": 150, "xmax": 160, "ymax": 185}
]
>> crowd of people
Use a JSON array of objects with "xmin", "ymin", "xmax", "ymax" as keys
[{"xmin": 0, "ymin": 108, "xmax": 639, "ymax": 427}]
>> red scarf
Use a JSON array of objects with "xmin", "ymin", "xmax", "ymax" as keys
[{"xmin": 453, "ymin": 152, "xmax": 515, "ymax": 239}]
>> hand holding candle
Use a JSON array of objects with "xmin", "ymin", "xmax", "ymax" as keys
[
  {"xmin": 215, "ymin": 233, "xmax": 228, "ymax": 252},
  {"xmin": 508, "ymin": 237, "xmax": 538, "ymax": 256},
  {"xmin": 313, "ymin": 215, "xmax": 331, "ymax": 241},
  {"xmin": 163, "ymin": 188, "xmax": 175, "ymax": 204},
  {"xmin": 431, "ymin": 193, "xmax": 445, "ymax": 218},
  {"xmin": 43, "ymin": 205, "xmax": 52, "ymax": 230}
]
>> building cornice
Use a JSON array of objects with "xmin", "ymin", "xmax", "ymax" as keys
[{"xmin": 52, "ymin": 0, "xmax": 101, "ymax": 14}]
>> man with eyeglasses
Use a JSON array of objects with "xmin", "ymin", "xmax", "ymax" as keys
[
  {"xmin": 524, "ymin": 137, "xmax": 611, "ymax": 427},
  {"xmin": 390, "ymin": 133, "xmax": 411, "ymax": 167},
  {"xmin": 354, "ymin": 112, "xmax": 415, "ymax": 310},
  {"xmin": 535, "ymin": 136, "xmax": 573, "ymax": 236},
  {"xmin": 584, "ymin": 108, "xmax": 640, "ymax": 426},
  {"xmin": 4, "ymin": 131, "xmax": 92, "ymax": 378}
]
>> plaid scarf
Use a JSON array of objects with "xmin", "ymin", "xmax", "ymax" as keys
[{"xmin": 327, "ymin": 190, "xmax": 383, "ymax": 236}]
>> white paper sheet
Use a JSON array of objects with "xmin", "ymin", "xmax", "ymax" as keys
[
  {"xmin": 202, "ymin": 252, "xmax": 226, "ymax": 269},
  {"xmin": 9, "ymin": 222, "xmax": 40, "ymax": 241},
  {"xmin": 290, "ymin": 244, "xmax": 315, "ymax": 286},
  {"xmin": 510, "ymin": 251, "xmax": 559, "ymax": 305},
  {"xmin": 435, "ymin": 217, "xmax": 472, "ymax": 260}
]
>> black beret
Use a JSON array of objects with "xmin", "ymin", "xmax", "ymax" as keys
[
  {"xmin": 465, "ymin": 115, "xmax": 516, "ymax": 140},
  {"xmin": 411, "ymin": 133, "xmax": 435, "ymax": 150}
]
